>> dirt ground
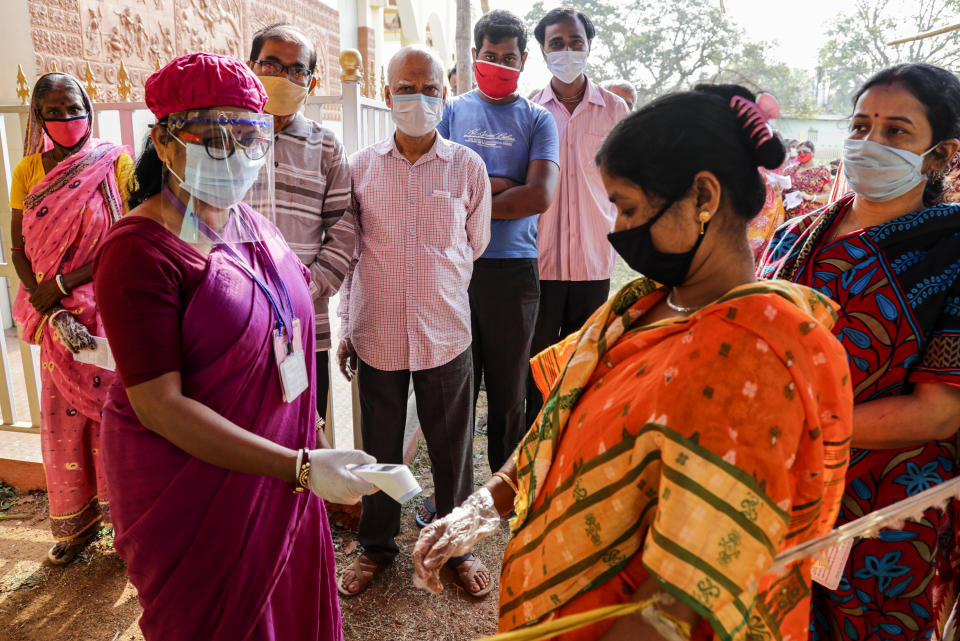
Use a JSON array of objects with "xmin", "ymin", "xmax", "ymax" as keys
[{"xmin": 0, "ymin": 395, "xmax": 508, "ymax": 641}]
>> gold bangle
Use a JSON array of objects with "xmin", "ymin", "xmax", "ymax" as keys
[
  {"xmin": 294, "ymin": 448, "xmax": 311, "ymax": 494},
  {"xmin": 493, "ymin": 471, "xmax": 519, "ymax": 495}
]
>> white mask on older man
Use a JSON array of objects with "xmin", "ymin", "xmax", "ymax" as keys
[{"xmin": 391, "ymin": 94, "xmax": 443, "ymax": 137}]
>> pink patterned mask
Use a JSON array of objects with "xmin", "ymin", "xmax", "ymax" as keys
[{"xmin": 43, "ymin": 115, "xmax": 89, "ymax": 148}]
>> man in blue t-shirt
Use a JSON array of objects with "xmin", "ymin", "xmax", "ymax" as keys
[{"xmin": 437, "ymin": 10, "xmax": 560, "ymax": 479}]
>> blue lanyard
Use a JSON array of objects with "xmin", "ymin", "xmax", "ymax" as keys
[{"xmin": 162, "ymin": 187, "xmax": 297, "ymax": 351}]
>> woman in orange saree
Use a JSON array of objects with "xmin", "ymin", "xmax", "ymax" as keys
[{"xmin": 414, "ymin": 84, "xmax": 854, "ymax": 641}]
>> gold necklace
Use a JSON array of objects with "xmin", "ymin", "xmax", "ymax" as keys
[{"xmin": 557, "ymin": 86, "xmax": 586, "ymax": 103}]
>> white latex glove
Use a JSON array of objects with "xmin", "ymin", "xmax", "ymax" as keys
[
  {"xmin": 50, "ymin": 310, "xmax": 96, "ymax": 354},
  {"xmin": 307, "ymin": 449, "xmax": 378, "ymax": 505},
  {"xmin": 412, "ymin": 487, "xmax": 500, "ymax": 593}
]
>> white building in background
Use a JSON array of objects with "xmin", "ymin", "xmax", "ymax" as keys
[{"xmin": 340, "ymin": 0, "xmax": 458, "ymax": 97}]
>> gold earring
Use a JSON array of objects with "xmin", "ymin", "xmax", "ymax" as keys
[{"xmin": 698, "ymin": 210, "xmax": 711, "ymax": 236}]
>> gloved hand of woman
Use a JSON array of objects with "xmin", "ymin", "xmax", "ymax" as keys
[
  {"xmin": 412, "ymin": 487, "xmax": 500, "ymax": 593},
  {"xmin": 50, "ymin": 309, "xmax": 96, "ymax": 354},
  {"xmin": 307, "ymin": 448, "xmax": 378, "ymax": 505}
]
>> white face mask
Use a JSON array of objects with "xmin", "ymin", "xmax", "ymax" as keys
[
  {"xmin": 390, "ymin": 94, "xmax": 443, "ymax": 137},
  {"xmin": 546, "ymin": 50, "xmax": 589, "ymax": 84},
  {"xmin": 842, "ymin": 138, "xmax": 937, "ymax": 202}
]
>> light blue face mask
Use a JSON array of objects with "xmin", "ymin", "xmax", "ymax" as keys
[
  {"xmin": 166, "ymin": 139, "xmax": 266, "ymax": 242},
  {"xmin": 842, "ymin": 138, "xmax": 937, "ymax": 202},
  {"xmin": 177, "ymin": 140, "xmax": 266, "ymax": 209}
]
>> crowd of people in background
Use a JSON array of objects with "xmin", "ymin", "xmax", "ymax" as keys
[{"xmin": 8, "ymin": 4, "xmax": 960, "ymax": 641}]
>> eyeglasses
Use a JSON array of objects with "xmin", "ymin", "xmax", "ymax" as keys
[
  {"xmin": 254, "ymin": 59, "xmax": 313, "ymax": 85},
  {"xmin": 173, "ymin": 126, "xmax": 270, "ymax": 161}
]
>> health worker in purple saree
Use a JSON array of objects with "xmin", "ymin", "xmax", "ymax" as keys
[{"xmin": 92, "ymin": 53, "xmax": 375, "ymax": 641}]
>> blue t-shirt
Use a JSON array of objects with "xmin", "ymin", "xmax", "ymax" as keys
[{"xmin": 438, "ymin": 90, "xmax": 559, "ymax": 258}]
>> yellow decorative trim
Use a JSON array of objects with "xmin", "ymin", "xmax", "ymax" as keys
[
  {"xmin": 478, "ymin": 598, "xmax": 690, "ymax": 641},
  {"xmin": 15, "ymin": 64, "xmax": 29, "ymax": 105},
  {"xmin": 117, "ymin": 61, "xmax": 132, "ymax": 101},
  {"xmin": 82, "ymin": 62, "xmax": 99, "ymax": 101}
]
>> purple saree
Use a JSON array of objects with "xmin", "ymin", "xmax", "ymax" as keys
[{"xmin": 94, "ymin": 211, "xmax": 341, "ymax": 641}]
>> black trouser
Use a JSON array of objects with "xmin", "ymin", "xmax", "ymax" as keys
[
  {"xmin": 315, "ymin": 349, "xmax": 329, "ymax": 422},
  {"xmin": 356, "ymin": 348, "xmax": 474, "ymax": 566},
  {"xmin": 469, "ymin": 258, "xmax": 540, "ymax": 473},
  {"xmin": 525, "ymin": 279, "xmax": 610, "ymax": 426}
]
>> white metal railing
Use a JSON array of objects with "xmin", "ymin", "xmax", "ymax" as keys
[{"xmin": 0, "ymin": 73, "xmax": 392, "ymax": 445}]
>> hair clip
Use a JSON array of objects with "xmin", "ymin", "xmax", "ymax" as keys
[{"xmin": 730, "ymin": 95, "xmax": 774, "ymax": 150}]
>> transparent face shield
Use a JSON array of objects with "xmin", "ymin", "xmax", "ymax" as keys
[{"xmin": 160, "ymin": 109, "xmax": 275, "ymax": 245}]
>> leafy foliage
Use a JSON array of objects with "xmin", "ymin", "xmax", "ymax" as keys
[
  {"xmin": 524, "ymin": 0, "xmax": 818, "ymax": 115},
  {"xmin": 0, "ymin": 483, "xmax": 16, "ymax": 515},
  {"xmin": 818, "ymin": 0, "xmax": 960, "ymax": 113}
]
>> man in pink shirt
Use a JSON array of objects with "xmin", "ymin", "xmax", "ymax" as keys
[
  {"xmin": 336, "ymin": 46, "xmax": 494, "ymax": 598},
  {"xmin": 526, "ymin": 7, "xmax": 629, "ymax": 424}
]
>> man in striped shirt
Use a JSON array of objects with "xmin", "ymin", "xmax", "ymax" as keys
[{"xmin": 248, "ymin": 24, "xmax": 354, "ymax": 425}]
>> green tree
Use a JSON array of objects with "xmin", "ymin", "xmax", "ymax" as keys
[
  {"xmin": 525, "ymin": 0, "xmax": 815, "ymax": 114},
  {"xmin": 818, "ymin": 0, "xmax": 960, "ymax": 113},
  {"xmin": 712, "ymin": 42, "xmax": 818, "ymax": 116}
]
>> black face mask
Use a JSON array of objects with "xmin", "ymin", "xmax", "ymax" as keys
[{"xmin": 606, "ymin": 199, "xmax": 710, "ymax": 287}]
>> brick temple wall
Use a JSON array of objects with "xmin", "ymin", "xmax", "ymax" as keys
[{"xmin": 27, "ymin": 0, "xmax": 342, "ymax": 117}]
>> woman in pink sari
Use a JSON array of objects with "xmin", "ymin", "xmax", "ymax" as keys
[
  {"xmin": 9, "ymin": 72, "xmax": 133, "ymax": 564},
  {"xmin": 93, "ymin": 53, "xmax": 375, "ymax": 641}
]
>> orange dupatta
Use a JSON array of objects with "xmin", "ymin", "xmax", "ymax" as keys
[{"xmin": 501, "ymin": 278, "xmax": 853, "ymax": 640}]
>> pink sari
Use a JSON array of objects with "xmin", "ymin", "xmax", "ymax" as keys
[{"xmin": 12, "ymin": 139, "xmax": 125, "ymax": 539}]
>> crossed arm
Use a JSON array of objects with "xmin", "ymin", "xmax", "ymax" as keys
[{"xmin": 489, "ymin": 159, "xmax": 559, "ymax": 220}]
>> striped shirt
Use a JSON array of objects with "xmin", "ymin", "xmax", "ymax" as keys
[
  {"xmin": 340, "ymin": 134, "xmax": 491, "ymax": 371},
  {"xmin": 532, "ymin": 80, "xmax": 629, "ymax": 281},
  {"xmin": 271, "ymin": 113, "xmax": 354, "ymax": 351}
]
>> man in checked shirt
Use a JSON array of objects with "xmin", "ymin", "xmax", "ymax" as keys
[
  {"xmin": 247, "ymin": 24, "xmax": 354, "ymax": 434},
  {"xmin": 336, "ymin": 46, "xmax": 493, "ymax": 598}
]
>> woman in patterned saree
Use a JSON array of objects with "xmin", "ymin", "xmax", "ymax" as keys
[
  {"xmin": 9, "ymin": 72, "xmax": 134, "ymax": 565},
  {"xmin": 759, "ymin": 63, "xmax": 960, "ymax": 641},
  {"xmin": 413, "ymin": 84, "xmax": 853, "ymax": 640},
  {"xmin": 783, "ymin": 140, "xmax": 833, "ymax": 218}
]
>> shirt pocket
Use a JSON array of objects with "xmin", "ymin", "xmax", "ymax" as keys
[
  {"xmin": 578, "ymin": 131, "xmax": 607, "ymax": 167},
  {"xmin": 419, "ymin": 189, "xmax": 468, "ymax": 249}
]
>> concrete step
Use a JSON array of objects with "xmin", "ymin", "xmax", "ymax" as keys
[{"xmin": 0, "ymin": 430, "xmax": 44, "ymax": 490}]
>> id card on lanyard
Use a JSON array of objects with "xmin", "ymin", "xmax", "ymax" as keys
[
  {"xmin": 164, "ymin": 187, "xmax": 308, "ymax": 402},
  {"xmin": 228, "ymin": 241, "xmax": 308, "ymax": 403},
  {"xmin": 273, "ymin": 318, "xmax": 308, "ymax": 402}
]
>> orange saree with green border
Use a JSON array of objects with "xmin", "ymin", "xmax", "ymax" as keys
[{"xmin": 500, "ymin": 278, "xmax": 853, "ymax": 641}]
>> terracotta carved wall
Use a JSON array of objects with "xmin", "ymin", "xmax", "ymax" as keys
[{"xmin": 28, "ymin": 0, "xmax": 342, "ymax": 117}]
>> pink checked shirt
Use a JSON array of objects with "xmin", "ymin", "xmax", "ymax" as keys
[
  {"xmin": 532, "ymin": 80, "xmax": 629, "ymax": 281},
  {"xmin": 340, "ymin": 134, "xmax": 491, "ymax": 372}
]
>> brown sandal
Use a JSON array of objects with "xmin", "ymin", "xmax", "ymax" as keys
[
  {"xmin": 47, "ymin": 529, "xmax": 98, "ymax": 566},
  {"xmin": 337, "ymin": 554, "xmax": 385, "ymax": 596},
  {"xmin": 453, "ymin": 555, "xmax": 494, "ymax": 598}
]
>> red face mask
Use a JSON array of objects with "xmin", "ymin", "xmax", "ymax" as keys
[
  {"xmin": 797, "ymin": 151, "xmax": 812, "ymax": 163},
  {"xmin": 43, "ymin": 115, "xmax": 89, "ymax": 149},
  {"xmin": 474, "ymin": 60, "xmax": 520, "ymax": 100}
]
